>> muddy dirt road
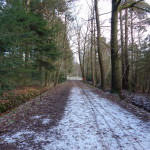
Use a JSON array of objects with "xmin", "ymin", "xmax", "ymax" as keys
[{"xmin": 0, "ymin": 81, "xmax": 150, "ymax": 150}]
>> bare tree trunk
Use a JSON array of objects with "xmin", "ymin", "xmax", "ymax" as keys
[
  {"xmin": 39, "ymin": 51, "xmax": 45, "ymax": 87},
  {"xmin": 82, "ymin": 27, "xmax": 89, "ymax": 82},
  {"xmin": 82, "ymin": 50, "xmax": 85, "ymax": 81},
  {"xmin": 24, "ymin": 43, "xmax": 30, "ymax": 84},
  {"xmin": 86, "ymin": 51, "xmax": 89, "ymax": 80},
  {"xmin": 123, "ymin": 5, "xmax": 129, "ymax": 89},
  {"xmin": 130, "ymin": 10, "xmax": 135, "ymax": 90},
  {"xmin": 119, "ymin": 11, "xmax": 125, "ymax": 89},
  {"xmin": 25, "ymin": 43, "xmax": 29, "ymax": 68},
  {"xmin": 77, "ymin": 31, "xmax": 84, "ymax": 80},
  {"xmin": 111, "ymin": 0, "xmax": 122, "ymax": 96},
  {"xmin": 90, "ymin": 12, "xmax": 96, "ymax": 85},
  {"xmin": 94, "ymin": 0, "xmax": 105, "ymax": 90},
  {"xmin": 94, "ymin": 19, "xmax": 98, "ymax": 85},
  {"xmin": 110, "ymin": 0, "xmax": 143, "ymax": 95},
  {"xmin": 54, "ymin": 15, "xmax": 67, "ymax": 86},
  {"xmin": 26, "ymin": 0, "xmax": 31, "ymax": 12},
  {"xmin": 54, "ymin": 58, "xmax": 63, "ymax": 86}
]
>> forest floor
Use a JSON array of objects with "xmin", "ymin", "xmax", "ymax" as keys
[{"xmin": 0, "ymin": 81, "xmax": 150, "ymax": 150}]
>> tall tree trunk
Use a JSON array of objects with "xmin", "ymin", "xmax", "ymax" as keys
[
  {"xmin": 82, "ymin": 27, "xmax": 89, "ymax": 82},
  {"xmin": 39, "ymin": 51, "xmax": 45, "ymax": 87},
  {"xmin": 90, "ymin": 14, "xmax": 95, "ymax": 85},
  {"xmin": 86, "ymin": 51, "xmax": 89, "ymax": 80},
  {"xmin": 119, "ymin": 11, "xmax": 125, "ymax": 89},
  {"xmin": 54, "ymin": 16, "xmax": 67, "ymax": 86},
  {"xmin": 78, "ymin": 31, "xmax": 84, "ymax": 80},
  {"xmin": 94, "ymin": 0, "xmax": 105, "ymax": 90},
  {"xmin": 25, "ymin": 43, "xmax": 29, "ymax": 68},
  {"xmin": 54, "ymin": 58, "xmax": 63, "ymax": 86},
  {"xmin": 82, "ymin": 49, "xmax": 85, "ymax": 81},
  {"xmin": 111, "ymin": 0, "xmax": 122, "ymax": 95},
  {"xmin": 24, "ymin": 43, "xmax": 30, "ymax": 84},
  {"xmin": 94, "ymin": 19, "xmax": 98, "ymax": 85},
  {"xmin": 123, "ymin": 5, "xmax": 129, "ymax": 89},
  {"xmin": 26, "ymin": 0, "xmax": 30, "ymax": 12},
  {"xmin": 130, "ymin": 10, "xmax": 135, "ymax": 90}
]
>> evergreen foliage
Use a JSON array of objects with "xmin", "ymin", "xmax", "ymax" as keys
[{"xmin": 0, "ymin": 0, "xmax": 73, "ymax": 94}]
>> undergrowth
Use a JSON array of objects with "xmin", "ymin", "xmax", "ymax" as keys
[{"xmin": 0, "ymin": 87, "xmax": 49, "ymax": 113}]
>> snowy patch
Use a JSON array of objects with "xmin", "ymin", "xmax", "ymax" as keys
[
  {"xmin": 1, "ymin": 86, "xmax": 150, "ymax": 150},
  {"xmin": 131, "ymin": 94, "xmax": 150, "ymax": 111},
  {"xmin": 30, "ymin": 115, "xmax": 42, "ymax": 120},
  {"xmin": 42, "ymin": 118, "xmax": 51, "ymax": 125},
  {"xmin": 2, "ymin": 130, "xmax": 35, "ymax": 144},
  {"xmin": 42, "ymin": 87, "xmax": 103, "ymax": 150},
  {"xmin": 84, "ymin": 89, "xmax": 150, "ymax": 150},
  {"xmin": 30, "ymin": 115, "xmax": 51, "ymax": 125}
]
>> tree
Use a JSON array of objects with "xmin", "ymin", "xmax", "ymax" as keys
[
  {"xmin": 111, "ymin": 0, "xmax": 122, "ymax": 95},
  {"xmin": 110, "ymin": 0, "xmax": 144, "ymax": 96},
  {"xmin": 0, "ymin": 0, "xmax": 73, "ymax": 93},
  {"xmin": 94, "ymin": 0, "xmax": 105, "ymax": 90},
  {"xmin": 123, "ymin": 1, "xmax": 129, "ymax": 90}
]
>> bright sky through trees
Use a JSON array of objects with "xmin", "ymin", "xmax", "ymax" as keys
[
  {"xmin": 74, "ymin": 0, "xmax": 150, "ymax": 40},
  {"xmin": 70, "ymin": 0, "xmax": 150, "ymax": 63}
]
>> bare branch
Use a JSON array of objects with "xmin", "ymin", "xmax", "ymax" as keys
[
  {"xmin": 119, "ymin": 0, "xmax": 144, "ymax": 11},
  {"xmin": 133, "ymin": 6, "xmax": 150, "ymax": 13},
  {"xmin": 116, "ymin": 0, "xmax": 122, "ymax": 9}
]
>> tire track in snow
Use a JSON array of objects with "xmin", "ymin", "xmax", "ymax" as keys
[
  {"xmin": 81, "ymin": 92, "xmax": 110, "ymax": 150},
  {"xmin": 81, "ymin": 85, "xmax": 150, "ymax": 150},
  {"xmin": 86, "ymin": 89, "xmax": 145, "ymax": 150},
  {"xmin": 82, "ymin": 89, "xmax": 123, "ymax": 150},
  {"xmin": 72, "ymin": 82, "xmax": 109, "ymax": 150}
]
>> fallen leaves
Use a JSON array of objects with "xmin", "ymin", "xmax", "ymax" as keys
[{"xmin": 0, "ymin": 87, "xmax": 49, "ymax": 113}]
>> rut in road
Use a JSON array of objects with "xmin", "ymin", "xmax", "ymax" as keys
[
  {"xmin": 0, "ymin": 81, "xmax": 150, "ymax": 150},
  {"xmin": 82, "ymin": 88, "xmax": 146, "ymax": 150},
  {"xmin": 82, "ymin": 89, "xmax": 123, "ymax": 150}
]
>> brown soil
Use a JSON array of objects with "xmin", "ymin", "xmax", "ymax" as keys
[
  {"xmin": 0, "ymin": 81, "xmax": 149, "ymax": 150},
  {"xmin": 0, "ymin": 81, "xmax": 74, "ymax": 150}
]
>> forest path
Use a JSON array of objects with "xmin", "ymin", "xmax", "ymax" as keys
[{"xmin": 0, "ymin": 81, "xmax": 150, "ymax": 150}]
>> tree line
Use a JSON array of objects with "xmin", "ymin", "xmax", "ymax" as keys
[
  {"xmin": 76, "ymin": 0, "xmax": 150, "ymax": 96},
  {"xmin": 0, "ymin": 0, "xmax": 73, "ymax": 95}
]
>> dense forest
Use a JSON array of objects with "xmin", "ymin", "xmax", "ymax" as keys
[
  {"xmin": 0, "ymin": 0, "xmax": 73, "ymax": 94},
  {"xmin": 0, "ymin": 0, "xmax": 150, "ymax": 113}
]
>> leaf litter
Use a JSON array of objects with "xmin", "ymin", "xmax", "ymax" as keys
[{"xmin": 0, "ymin": 81, "xmax": 150, "ymax": 150}]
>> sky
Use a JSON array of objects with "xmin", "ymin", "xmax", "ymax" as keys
[
  {"xmin": 73, "ymin": 0, "xmax": 150, "ymax": 40},
  {"xmin": 69, "ymin": 0, "xmax": 150, "ymax": 63},
  {"xmin": 76, "ymin": 0, "xmax": 112, "ymax": 40}
]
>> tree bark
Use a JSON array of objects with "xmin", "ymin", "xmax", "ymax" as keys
[
  {"xmin": 86, "ymin": 51, "xmax": 89, "ymax": 80},
  {"xmin": 82, "ymin": 27, "xmax": 89, "ymax": 82},
  {"xmin": 77, "ymin": 31, "xmax": 84, "ymax": 80},
  {"xmin": 119, "ymin": 11, "xmax": 125, "ymax": 89},
  {"xmin": 39, "ymin": 51, "xmax": 45, "ymax": 87},
  {"xmin": 94, "ymin": 19, "xmax": 98, "ymax": 85},
  {"xmin": 90, "ymin": 13, "xmax": 96, "ymax": 85},
  {"xmin": 54, "ymin": 15, "xmax": 67, "ymax": 86},
  {"xmin": 111, "ymin": 0, "xmax": 122, "ymax": 95},
  {"xmin": 130, "ymin": 10, "xmax": 135, "ymax": 90},
  {"xmin": 94, "ymin": 0, "xmax": 105, "ymax": 90},
  {"xmin": 123, "ymin": 5, "xmax": 129, "ymax": 89}
]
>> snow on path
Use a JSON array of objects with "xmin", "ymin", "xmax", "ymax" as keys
[
  {"xmin": 82, "ymin": 88, "xmax": 150, "ymax": 150},
  {"xmin": 1, "ymin": 86, "xmax": 150, "ymax": 150}
]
